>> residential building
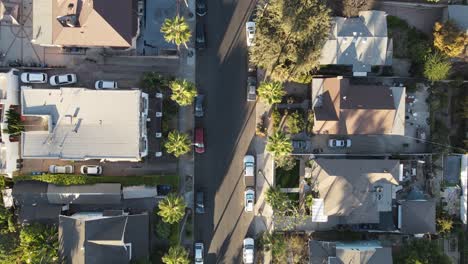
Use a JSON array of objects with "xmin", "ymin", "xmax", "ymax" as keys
[
  {"xmin": 309, "ymin": 159, "xmax": 400, "ymax": 228},
  {"xmin": 31, "ymin": 0, "xmax": 138, "ymax": 48},
  {"xmin": 0, "ymin": 69, "xmax": 20, "ymax": 177},
  {"xmin": 20, "ymin": 87, "xmax": 148, "ymax": 162},
  {"xmin": 59, "ymin": 211, "xmax": 149, "ymax": 264},
  {"xmin": 398, "ymin": 199, "xmax": 436, "ymax": 235},
  {"xmin": 309, "ymin": 240, "xmax": 393, "ymax": 264},
  {"xmin": 311, "ymin": 77, "xmax": 405, "ymax": 135},
  {"xmin": 319, "ymin": 11, "xmax": 393, "ymax": 76}
]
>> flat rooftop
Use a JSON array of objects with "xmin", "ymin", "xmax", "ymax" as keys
[{"xmin": 21, "ymin": 88, "xmax": 145, "ymax": 161}]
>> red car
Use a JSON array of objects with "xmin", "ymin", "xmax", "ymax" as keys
[{"xmin": 194, "ymin": 127, "xmax": 205, "ymax": 153}]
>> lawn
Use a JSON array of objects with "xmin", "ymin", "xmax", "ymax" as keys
[
  {"xmin": 275, "ymin": 160, "xmax": 300, "ymax": 188},
  {"xmin": 14, "ymin": 174, "xmax": 179, "ymax": 188}
]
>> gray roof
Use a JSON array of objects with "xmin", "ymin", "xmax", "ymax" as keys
[
  {"xmin": 59, "ymin": 212, "xmax": 149, "ymax": 264},
  {"xmin": 448, "ymin": 5, "xmax": 468, "ymax": 33},
  {"xmin": 444, "ymin": 155, "xmax": 461, "ymax": 184},
  {"xmin": 309, "ymin": 240, "xmax": 392, "ymax": 264},
  {"xmin": 47, "ymin": 183, "xmax": 122, "ymax": 205},
  {"xmin": 320, "ymin": 11, "xmax": 392, "ymax": 72},
  {"xmin": 400, "ymin": 200, "xmax": 436, "ymax": 234}
]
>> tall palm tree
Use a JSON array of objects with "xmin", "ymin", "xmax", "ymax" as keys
[
  {"xmin": 169, "ymin": 79, "xmax": 197, "ymax": 106},
  {"xmin": 257, "ymin": 81, "xmax": 285, "ymax": 105},
  {"xmin": 164, "ymin": 131, "xmax": 191, "ymax": 157},
  {"xmin": 158, "ymin": 193, "xmax": 186, "ymax": 224},
  {"xmin": 266, "ymin": 131, "xmax": 292, "ymax": 157},
  {"xmin": 160, "ymin": 16, "xmax": 191, "ymax": 49},
  {"xmin": 162, "ymin": 245, "xmax": 190, "ymax": 264}
]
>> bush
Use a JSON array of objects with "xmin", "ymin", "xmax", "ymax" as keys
[
  {"xmin": 286, "ymin": 111, "xmax": 305, "ymax": 134},
  {"xmin": 275, "ymin": 155, "xmax": 297, "ymax": 171},
  {"xmin": 271, "ymin": 108, "xmax": 282, "ymax": 132},
  {"xmin": 433, "ymin": 21, "xmax": 466, "ymax": 58},
  {"xmin": 155, "ymin": 219, "xmax": 171, "ymax": 239},
  {"xmin": 424, "ymin": 52, "xmax": 451, "ymax": 82}
]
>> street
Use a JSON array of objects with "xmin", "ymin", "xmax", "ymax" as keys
[{"xmin": 195, "ymin": 0, "xmax": 257, "ymax": 263}]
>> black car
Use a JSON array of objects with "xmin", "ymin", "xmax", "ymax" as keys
[
  {"xmin": 157, "ymin": 185, "xmax": 172, "ymax": 196},
  {"xmin": 196, "ymin": 0, "xmax": 207, "ymax": 16},
  {"xmin": 196, "ymin": 20, "xmax": 206, "ymax": 50},
  {"xmin": 196, "ymin": 191, "xmax": 205, "ymax": 214},
  {"xmin": 195, "ymin": 94, "xmax": 204, "ymax": 117}
]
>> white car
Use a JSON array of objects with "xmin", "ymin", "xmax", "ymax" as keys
[
  {"xmin": 244, "ymin": 188, "xmax": 255, "ymax": 212},
  {"xmin": 49, "ymin": 73, "xmax": 77, "ymax": 86},
  {"xmin": 194, "ymin": 242, "xmax": 204, "ymax": 264},
  {"xmin": 80, "ymin": 165, "xmax": 102, "ymax": 175},
  {"xmin": 328, "ymin": 139, "xmax": 352, "ymax": 148},
  {"xmin": 95, "ymin": 80, "xmax": 118, "ymax": 89},
  {"xmin": 49, "ymin": 165, "xmax": 74, "ymax": 174},
  {"xmin": 243, "ymin": 238, "xmax": 255, "ymax": 264},
  {"xmin": 245, "ymin": 21, "xmax": 256, "ymax": 47},
  {"xmin": 20, "ymin": 72, "xmax": 47, "ymax": 83}
]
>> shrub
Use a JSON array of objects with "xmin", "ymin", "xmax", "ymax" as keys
[
  {"xmin": 286, "ymin": 111, "xmax": 305, "ymax": 134},
  {"xmin": 271, "ymin": 107, "xmax": 282, "ymax": 132},
  {"xmin": 433, "ymin": 21, "xmax": 467, "ymax": 58},
  {"xmin": 424, "ymin": 52, "xmax": 451, "ymax": 82},
  {"xmin": 155, "ymin": 219, "xmax": 171, "ymax": 239}
]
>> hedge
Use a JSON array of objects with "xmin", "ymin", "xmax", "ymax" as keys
[{"xmin": 14, "ymin": 174, "xmax": 178, "ymax": 188}]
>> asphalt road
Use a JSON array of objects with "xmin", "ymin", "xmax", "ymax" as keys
[{"xmin": 194, "ymin": 0, "xmax": 257, "ymax": 263}]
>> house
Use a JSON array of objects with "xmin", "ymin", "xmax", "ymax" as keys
[
  {"xmin": 309, "ymin": 240, "xmax": 393, "ymax": 264},
  {"xmin": 47, "ymin": 183, "xmax": 122, "ymax": 205},
  {"xmin": 59, "ymin": 211, "xmax": 149, "ymax": 264},
  {"xmin": 311, "ymin": 77, "xmax": 405, "ymax": 135},
  {"xmin": 319, "ymin": 11, "xmax": 393, "ymax": 76},
  {"xmin": 31, "ymin": 0, "xmax": 138, "ymax": 48},
  {"xmin": 20, "ymin": 87, "xmax": 148, "ymax": 162},
  {"xmin": 0, "ymin": 0, "xmax": 20, "ymax": 25},
  {"xmin": 398, "ymin": 199, "xmax": 436, "ymax": 234},
  {"xmin": 445, "ymin": 5, "xmax": 468, "ymax": 34},
  {"xmin": 309, "ymin": 159, "xmax": 400, "ymax": 227}
]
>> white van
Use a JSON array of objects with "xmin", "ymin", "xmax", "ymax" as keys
[{"xmin": 95, "ymin": 80, "xmax": 118, "ymax": 89}]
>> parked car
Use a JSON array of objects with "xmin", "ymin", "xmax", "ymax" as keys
[
  {"xmin": 49, "ymin": 73, "xmax": 77, "ymax": 86},
  {"xmin": 196, "ymin": 20, "xmax": 206, "ymax": 50},
  {"xmin": 292, "ymin": 140, "xmax": 307, "ymax": 150},
  {"xmin": 244, "ymin": 188, "xmax": 255, "ymax": 212},
  {"xmin": 48, "ymin": 165, "xmax": 74, "ymax": 174},
  {"xmin": 194, "ymin": 127, "xmax": 205, "ymax": 153},
  {"xmin": 196, "ymin": 0, "xmax": 207, "ymax": 16},
  {"xmin": 328, "ymin": 139, "xmax": 351, "ymax": 148},
  {"xmin": 157, "ymin": 185, "xmax": 172, "ymax": 195},
  {"xmin": 20, "ymin": 72, "xmax": 47, "ymax": 83},
  {"xmin": 95, "ymin": 80, "xmax": 117, "ymax": 89},
  {"xmin": 195, "ymin": 94, "xmax": 205, "ymax": 117},
  {"xmin": 247, "ymin": 76, "xmax": 257, "ymax": 102},
  {"xmin": 245, "ymin": 21, "xmax": 256, "ymax": 47},
  {"xmin": 194, "ymin": 242, "xmax": 204, "ymax": 264},
  {"xmin": 196, "ymin": 191, "xmax": 205, "ymax": 214},
  {"xmin": 80, "ymin": 165, "xmax": 102, "ymax": 175},
  {"xmin": 243, "ymin": 238, "xmax": 255, "ymax": 264},
  {"xmin": 248, "ymin": 63, "xmax": 257, "ymax": 76}
]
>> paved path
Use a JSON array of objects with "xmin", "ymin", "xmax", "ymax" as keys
[{"xmin": 194, "ymin": 0, "xmax": 257, "ymax": 263}]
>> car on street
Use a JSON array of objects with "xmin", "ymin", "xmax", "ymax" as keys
[
  {"xmin": 247, "ymin": 76, "xmax": 257, "ymax": 102},
  {"xmin": 328, "ymin": 138, "xmax": 352, "ymax": 148},
  {"xmin": 196, "ymin": 191, "xmax": 205, "ymax": 214},
  {"xmin": 194, "ymin": 242, "xmax": 204, "ymax": 264},
  {"xmin": 95, "ymin": 80, "xmax": 118, "ymax": 89},
  {"xmin": 20, "ymin": 72, "xmax": 47, "ymax": 83},
  {"xmin": 244, "ymin": 188, "xmax": 255, "ymax": 212},
  {"xmin": 248, "ymin": 63, "xmax": 257, "ymax": 76},
  {"xmin": 49, "ymin": 73, "xmax": 77, "ymax": 86},
  {"xmin": 49, "ymin": 165, "xmax": 74, "ymax": 174},
  {"xmin": 243, "ymin": 155, "xmax": 255, "ymax": 178},
  {"xmin": 196, "ymin": 20, "xmax": 206, "ymax": 50},
  {"xmin": 196, "ymin": 0, "xmax": 206, "ymax": 16},
  {"xmin": 243, "ymin": 238, "xmax": 255, "ymax": 264},
  {"xmin": 194, "ymin": 127, "xmax": 205, "ymax": 153},
  {"xmin": 245, "ymin": 21, "xmax": 256, "ymax": 47},
  {"xmin": 80, "ymin": 165, "xmax": 102, "ymax": 175},
  {"xmin": 195, "ymin": 94, "xmax": 205, "ymax": 117}
]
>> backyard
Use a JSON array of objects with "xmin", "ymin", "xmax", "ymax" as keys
[{"xmin": 275, "ymin": 159, "xmax": 300, "ymax": 188}]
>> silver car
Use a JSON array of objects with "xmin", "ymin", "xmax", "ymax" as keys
[
  {"xmin": 328, "ymin": 139, "xmax": 351, "ymax": 148},
  {"xmin": 20, "ymin": 72, "xmax": 47, "ymax": 83},
  {"xmin": 49, "ymin": 73, "xmax": 77, "ymax": 86},
  {"xmin": 247, "ymin": 76, "xmax": 256, "ymax": 102},
  {"xmin": 195, "ymin": 242, "xmax": 204, "ymax": 264}
]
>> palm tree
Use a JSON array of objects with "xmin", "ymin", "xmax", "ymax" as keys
[
  {"xmin": 164, "ymin": 131, "xmax": 191, "ymax": 157},
  {"xmin": 266, "ymin": 131, "xmax": 292, "ymax": 157},
  {"xmin": 169, "ymin": 79, "xmax": 197, "ymax": 106},
  {"xmin": 257, "ymin": 81, "xmax": 285, "ymax": 105},
  {"xmin": 162, "ymin": 245, "xmax": 190, "ymax": 264},
  {"xmin": 158, "ymin": 193, "xmax": 186, "ymax": 224},
  {"xmin": 160, "ymin": 16, "xmax": 191, "ymax": 49}
]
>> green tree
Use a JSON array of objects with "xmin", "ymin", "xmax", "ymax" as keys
[
  {"xmin": 161, "ymin": 245, "xmax": 190, "ymax": 264},
  {"xmin": 160, "ymin": 16, "xmax": 191, "ymax": 49},
  {"xmin": 395, "ymin": 239, "xmax": 451, "ymax": 264},
  {"xmin": 257, "ymin": 82, "xmax": 285, "ymax": 105},
  {"xmin": 437, "ymin": 217, "xmax": 453, "ymax": 234},
  {"xmin": 169, "ymin": 79, "xmax": 197, "ymax": 106},
  {"xmin": 164, "ymin": 131, "xmax": 191, "ymax": 157},
  {"xmin": 249, "ymin": 0, "xmax": 331, "ymax": 81},
  {"xmin": 423, "ymin": 52, "xmax": 451, "ymax": 82},
  {"xmin": 141, "ymin": 72, "xmax": 172, "ymax": 90},
  {"xmin": 433, "ymin": 21, "xmax": 467, "ymax": 58},
  {"xmin": 275, "ymin": 155, "xmax": 296, "ymax": 171},
  {"xmin": 286, "ymin": 111, "xmax": 305, "ymax": 134},
  {"xmin": 155, "ymin": 219, "xmax": 171, "ymax": 239},
  {"xmin": 3, "ymin": 109, "xmax": 24, "ymax": 136},
  {"xmin": 19, "ymin": 224, "xmax": 58, "ymax": 264},
  {"xmin": 342, "ymin": 0, "xmax": 374, "ymax": 17},
  {"xmin": 266, "ymin": 131, "xmax": 293, "ymax": 157},
  {"xmin": 158, "ymin": 194, "xmax": 186, "ymax": 224},
  {"xmin": 265, "ymin": 187, "xmax": 290, "ymax": 212}
]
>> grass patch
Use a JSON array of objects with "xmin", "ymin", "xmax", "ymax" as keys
[
  {"xmin": 275, "ymin": 160, "xmax": 300, "ymax": 188},
  {"xmin": 14, "ymin": 174, "xmax": 179, "ymax": 188}
]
